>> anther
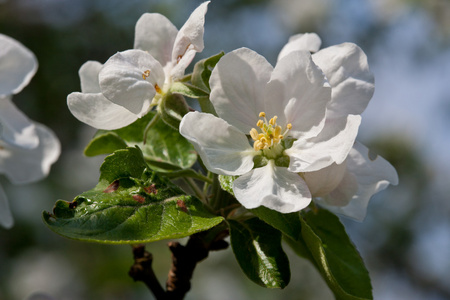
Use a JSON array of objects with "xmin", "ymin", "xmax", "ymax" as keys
[
  {"xmin": 155, "ymin": 84, "xmax": 162, "ymax": 94},
  {"xmin": 286, "ymin": 123, "xmax": 292, "ymax": 130},
  {"xmin": 259, "ymin": 112, "xmax": 266, "ymax": 118},
  {"xmin": 269, "ymin": 116, "xmax": 277, "ymax": 126},
  {"xmin": 257, "ymin": 120, "xmax": 263, "ymax": 128},
  {"xmin": 250, "ymin": 128, "xmax": 259, "ymax": 140},
  {"xmin": 142, "ymin": 70, "xmax": 150, "ymax": 80}
]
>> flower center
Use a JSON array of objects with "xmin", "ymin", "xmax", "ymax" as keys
[{"xmin": 250, "ymin": 112, "xmax": 292, "ymax": 151}]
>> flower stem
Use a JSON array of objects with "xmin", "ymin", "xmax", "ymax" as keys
[
  {"xmin": 143, "ymin": 113, "xmax": 161, "ymax": 144},
  {"xmin": 183, "ymin": 177, "xmax": 207, "ymax": 204}
]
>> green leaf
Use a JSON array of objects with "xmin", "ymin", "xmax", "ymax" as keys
[
  {"xmin": 43, "ymin": 148, "xmax": 223, "ymax": 244},
  {"xmin": 218, "ymin": 175, "xmax": 237, "ymax": 195},
  {"xmin": 294, "ymin": 209, "xmax": 373, "ymax": 300},
  {"xmin": 169, "ymin": 82, "xmax": 209, "ymax": 98},
  {"xmin": 191, "ymin": 52, "xmax": 224, "ymax": 116},
  {"xmin": 84, "ymin": 132, "xmax": 128, "ymax": 157},
  {"xmin": 251, "ymin": 207, "xmax": 301, "ymax": 240},
  {"xmin": 229, "ymin": 218, "xmax": 290, "ymax": 289},
  {"xmin": 84, "ymin": 111, "xmax": 197, "ymax": 172},
  {"xmin": 191, "ymin": 52, "xmax": 224, "ymax": 93}
]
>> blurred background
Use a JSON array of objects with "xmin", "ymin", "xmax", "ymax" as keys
[{"xmin": 1, "ymin": 0, "xmax": 449, "ymax": 299}]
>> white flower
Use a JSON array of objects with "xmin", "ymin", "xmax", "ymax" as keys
[
  {"xmin": 67, "ymin": 1, "xmax": 210, "ymax": 130},
  {"xmin": 0, "ymin": 34, "xmax": 38, "ymax": 97},
  {"xmin": 304, "ymin": 142, "xmax": 399, "ymax": 221},
  {"xmin": 0, "ymin": 35, "xmax": 60, "ymax": 228},
  {"xmin": 180, "ymin": 47, "xmax": 365, "ymax": 213},
  {"xmin": 279, "ymin": 33, "xmax": 398, "ymax": 220}
]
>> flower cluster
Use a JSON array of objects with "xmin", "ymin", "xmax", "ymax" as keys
[
  {"xmin": 0, "ymin": 34, "xmax": 60, "ymax": 228},
  {"xmin": 67, "ymin": 2, "xmax": 209, "ymax": 130},
  {"xmin": 68, "ymin": 3, "xmax": 397, "ymax": 220}
]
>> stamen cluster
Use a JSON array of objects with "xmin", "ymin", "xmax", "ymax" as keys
[{"xmin": 249, "ymin": 112, "xmax": 292, "ymax": 151}]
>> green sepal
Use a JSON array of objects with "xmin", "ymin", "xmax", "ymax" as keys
[
  {"xmin": 218, "ymin": 175, "xmax": 237, "ymax": 196},
  {"xmin": 83, "ymin": 111, "xmax": 197, "ymax": 172},
  {"xmin": 229, "ymin": 218, "xmax": 290, "ymax": 289},
  {"xmin": 288, "ymin": 208, "xmax": 373, "ymax": 300},
  {"xmin": 43, "ymin": 147, "xmax": 223, "ymax": 244},
  {"xmin": 191, "ymin": 51, "xmax": 224, "ymax": 93},
  {"xmin": 169, "ymin": 82, "xmax": 209, "ymax": 98},
  {"xmin": 158, "ymin": 93, "xmax": 190, "ymax": 130}
]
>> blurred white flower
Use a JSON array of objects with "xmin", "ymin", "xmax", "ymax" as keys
[
  {"xmin": 67, "ymin": 1, "xmax": 210, "ymax": 130},
  {"xmin": 0, "ymin": 34, "xmax": 60, "ymax": 229}
]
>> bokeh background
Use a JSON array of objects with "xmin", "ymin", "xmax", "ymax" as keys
[{"xmin": 1, "ymin": 0, "xmax": 449, "ymax": 299}]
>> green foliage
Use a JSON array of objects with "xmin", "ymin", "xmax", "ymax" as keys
[
  {"xmin": 286, "ymin": 208, "xmax": 373, "ymax": 300},
  {"xmin": 43, "ymin": 147, "xmax": 223, "ymax": 244},
  {"xmin": 191, "ymin": 52, "xmax": 224, "ymax": 116},
  {"xmin": 251, "ymin": 206, "xmax": 301, "ymax": 240},
  {"xmin": 218, "ymin": 174, "xmax": 236, "ymax": 195},
  {"xmin": 229, "ymin": 218, "xmax": 290, "ymax": 289},
  {"xmin": 169, "ymin": 82, "xmax": 209, "ymax": 98},
  {"xmin": 191, "ymin": 51, "xmax": 224, "ymax": 93},
  {"xmin": 158, "ymin": 93, "xmax": 190, "ymax": 130},
  {"xmin": 84, "ymin": 112, "xmax": 197, "ymax": 172}
]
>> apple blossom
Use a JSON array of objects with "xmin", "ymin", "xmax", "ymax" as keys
[
  {"xmin": 279, "ymin": 33, "xmax": 398, "ymax": 219},
  {"xmin": 180, "ymin": 47, "xmax": 363, "ymax": 213},
  {"xmin": 67, "ymin": 1, "xmax": 210, "ymax": 130},
  {"xmin": 0, "ymin": 35, "xmax": 60, "ymax": 228}
]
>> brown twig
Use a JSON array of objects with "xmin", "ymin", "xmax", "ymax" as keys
[
  {"xmin": 129, "ymin": 244, "xmax": 166, "ymax": 299},
  {"xmin": 129, "ymin": 228, "xmax": 229, "ymax": 300}
]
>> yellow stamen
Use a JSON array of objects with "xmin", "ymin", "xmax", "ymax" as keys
[
  {"xmin": 155, "ymin": 84, "xmax": 162, "ymax": 94},
  {"xmin": 274, "ymin": 126, "xmax": 281, "ymax": 137},
  {"xmin": 142, "ymin": 70, "xmax": 150, "ymax": 80},
  {"xmin": 250, "ymin": 112, "xmax": 292, "ymax": 151},
  {"xmin": 250, "ymin": 128, "xmax": 259, "ymax": 140},
  {"xmin": 269, "ymin": 116, "xmax": 277, "ymax": 126}
]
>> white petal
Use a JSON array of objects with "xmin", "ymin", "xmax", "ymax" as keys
[
  {"xmin": 179, "ymin": 111, "xmax": 256, "ymax": 176},
  {"xmin": 134, "ymin": 13, "xmax": 178, "ymax": 68},
  {"xmin": 210, "ymin": 48, "xmax": 273, "ymax": 133},
  {"xmin": 266, "ymin": 50, "xmax": 331, "ymax": 138},
  {"xmin": 79, "ymin": 61, "xmax": 102, "ymax": 93},
  {"xmin": 169, "ymin": 48, "xmax": 196, "ymax": 80},
  {"xmin": 317, "ymin": 142, "xmax": 399, "ymax": 221},
  {"xmin": 286, "ymin": 115, "xmax": 361, "ymax": 172},
  {"xmin": 0, "ymin": 184, "xmax": 14, "ymax": 229},
  {"xmin": 0, "ymin": 122, "xmax": 60, "ymax": 185},
  {"xmin": 67, "ymin": 92, "xmax": 138, "ymax": 130},
  {"xmin": 316, "ymin": 171, "xmax": 358, "ymax": 208},
  {"xmin": 99, "ymin": 50, "xmax": 165, "ymax": 116},
  {"xmin": 312, "ymin": 43, "xmax": 374, "ymax": 118},
  {"xmin": 233, "ymin": 160, "xmax": 311, "ymax": 213},
  {"xmin": 0, "ymin": 34, "xmax": 37, "ymax": 96},
  {"xmin": 277, "ymin": 33, "xmax": 322, "ymax": 61},
  {"xmin": 171, "ymin": 1, "xmax": 209, "ymax": 77},
  {"xmin": 303, "ymin": 161, "xmax": 348, "ymax": 197},
  {"xmin": 0, "ymin": 96, "xmax": 38, "ymax": 149}
]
